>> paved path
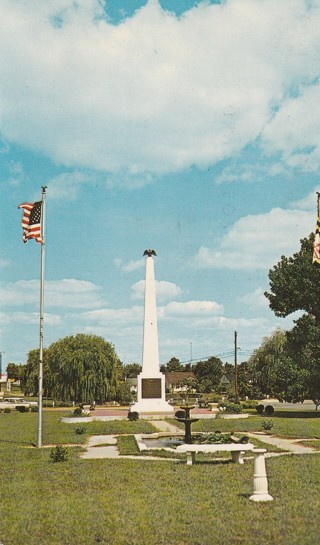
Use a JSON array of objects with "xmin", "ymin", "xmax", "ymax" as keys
[
  {"xmin": 81, "ymin": 421, "xmax": 181, "ymax": 460},
  {"xmin": 80, "ymin": 423, "xmax": 319, "ymax": 461},
  {"xmin": 246, "ymin": 432, "xmax": 317, "ymax": 456},
  {"xmin": 151, "ymin": 420, "xmax": 182, "ymax": 433},
  {"xmin": 81, "ymin": 433, "xmax": 178, "ymax": 461}
]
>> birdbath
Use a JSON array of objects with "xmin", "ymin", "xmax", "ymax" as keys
[
  {"xmin": 176, "ymin": 403, "xmax": 199, "ymax": 444},
  {"xmin": 208, "ymin": 402, "xmax": 220, "ymax": 414}
]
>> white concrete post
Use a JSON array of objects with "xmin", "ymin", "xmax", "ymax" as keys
[{"xmin": 249, "ymin": 449, "xmax": 273, "ymax": 502}]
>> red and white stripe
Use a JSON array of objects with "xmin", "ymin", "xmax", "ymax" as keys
[{"xmin": 18, "ymin": 202, "xmax": 43, "ymax": 244}]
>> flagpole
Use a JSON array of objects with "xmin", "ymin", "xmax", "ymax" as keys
[
  {"xmin": 38, "ymin": 186, "xmax": 47, "ymax": 448},
  {"xmin": 234, "ymin": 330, "xmax": 239, "ymax": 403}
]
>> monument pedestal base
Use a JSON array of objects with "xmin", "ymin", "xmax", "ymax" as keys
[
  {"xmin": 130, "ymin": 398, "xmax": 174, "ymax": 415},
  {"xmin": 130, "ymin": 372, "xmax": 174, "ymax": 415}
]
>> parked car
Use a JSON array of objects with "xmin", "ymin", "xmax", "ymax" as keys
[{"xmin": 0, "ymin": 398, "xmax": 38, "ymax": 410}]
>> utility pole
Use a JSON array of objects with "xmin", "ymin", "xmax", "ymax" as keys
[
  {"xmin": 0, "ymin": 351, "xmax": 4, "ymax": 379},
  {"xmin": 234, "ymin": 331, "xmax": 239, "ymax": 403}
]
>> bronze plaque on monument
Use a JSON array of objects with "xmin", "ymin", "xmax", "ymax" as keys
[{"xmin": 142, "ymin": 378, "xmax": 162, "ymax": 399}]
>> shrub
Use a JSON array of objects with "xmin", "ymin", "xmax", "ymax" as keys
[
  {"xmin": 73, "ymin": 407, "xmax": 83, "ymax": 417},
  {"xmin": 16, "ymin": 405, "xmax": 29, "ymax": 413},
  {"xmin": 262, "ymin": 420, "xmax": 274, "ymax": 431},
  {"xmin": 238, "ymin": 435, "xmax": 249, "ymax": 443},
  {"xmin": 256, "ymin": 404, "xmax": 265, "ymax": 414},
  {"xmin": 193, "ymin": 432, "xmax": 234, "ymax": 444},
  {"xmin": 209, "ymin": 395, "xmax": 221, "ymax": 403},
  {"xmin": 219, "ymin": 402, "xmax": 243, "ymax": 414},
  {"xmin": 241, "ymin": 400, "xmax": 258, "ymax": 409},
  {"xmin": 74, "ymin": 426, "xmax": 87, "ymax": 435},
  {"xmin": 4, "ymin": 408, "xmax": 11, "ymax": 413},
  {"xmin": 31, "ymin": 406, "xmax": 39, "ymax": 412},
  {"xmin": 53, "ymin": 401, "xmax": 73, "ymax": 408},
  {"xmin": 50, "ymin": 445, "xmax": 69, "ymax": 463},
  {"xmin": 265, "ymin": 405, "xmax": 275, "ymax": 416},
  {"xmin": 128, "ymin": 411, "xmax": 139, "ymax": 421},
  {"xmin": 175, "ymin": 410, "xmax": 186, "ymax": 419},
  {"xmin": 115, "ymin": 383, "xmax": 132, "ymax": 405}
]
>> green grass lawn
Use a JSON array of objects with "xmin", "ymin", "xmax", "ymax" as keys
[
  {"xmin": 1, "ymin": 410, "xmax": 320, "ymax": 545},
  {"xmin": 298, "ymin": 439, "xmax": 320, "ymax": 450},
  {"xmin": 0, "ymin": 410, "xmax": 156, "ymax": 446},
  {"xmin": 179, "ymin": 412, "xmax": 320, "ymax": 439}
]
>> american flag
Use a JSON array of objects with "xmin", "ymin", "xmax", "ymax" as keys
[
  {"xmin": 313, "ymin": 217, "xmax": 320, "ymax": 266},
  {"xmin": 18, "ymin": 201, "xmax": 43, "ymax": 244}
]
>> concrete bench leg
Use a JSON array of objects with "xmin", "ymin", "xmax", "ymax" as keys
[
  {"xmin": 231, "ymin": 450, "xmax": 245, "ymax": 464},
  {"xmin": 186, "ymin": 452, "xmax": 195, "ymax": 465}
]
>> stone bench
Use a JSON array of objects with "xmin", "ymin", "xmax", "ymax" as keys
[{"xmin": 176, "ymin": 442, "xmax": 255, "ymax": 465}]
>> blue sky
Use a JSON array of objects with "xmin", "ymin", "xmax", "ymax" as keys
[{"xmin": 1, "ymin": 0, "xmax": 320, "ymax": 369}]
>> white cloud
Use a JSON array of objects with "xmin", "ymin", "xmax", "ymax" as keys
[
  {"xmin": 215, "ymin": 159, "xmax": 287, "ymax": 185},
  {"xmin": 131, "ymin": 279, "xmax": 182, "ymax": 302},
  {"xmin": 238, "ymin": 287, "xmax": 269, "ymax": 310},
  {"xmin": 262, "ymin": 84, "xmax": 320, "ymax": 172},
  {"xmin": 107, "ymin": 171, "xmax": 154, "ymax": 190},
  {"xmin": 289, "ymin": 186, "xmax": 320, "ymax": 212},
  {"xmin": 161, "ymin": 300, "xmax": 223, "ymax": 317},
  {"xmin": 0, "ymin": 0, "xmax": 320, "ymax": 179},
  {"xmin": 0, "ymin": 279, "xmax": 105, "ymax": 309},
  {"xmin": 0, "ymin": 311, "xmax": 62, "ymax": 326},
  {"xmin": 81, "ymin": 306, "xmax": 143, "ymax": 325},
  {"xmin": 0, "ymin": 259, "xmax": 10, "ymax": 268},
  {"xmin": 47, "ymin": 171, "xmax": 92, "ymax": 200},
  {"xmin": 194, "ymin": 207, "xmax": 314, "ymax": 270},
  {"xmin": 114, "ymin": 257, "xmax": 145, "ymax": 273}
]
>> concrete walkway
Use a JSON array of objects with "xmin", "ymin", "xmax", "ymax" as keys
[
  {"xmin": 151, "ymin": 420, "xmax": 182, "ymax": 433},
  {"xmin": 81, "ymin": 435, "xmax": 119, "ymax": 459},
  {"xmin": 81, "ymin": 420, "xmax": 181, "ymax": 462},
  {"xmin": 246, "ymin": 432, "xmax": 317, "ymax": 456},
  {"xmin": 80, "ymin": 420, "xmax": 182, "ymax": 460},
  {"xmin": 80, "ymin": 423, "xmax": 319, "ymax": 461},
  {"xmin": 80, "ymin": 433, "xmax": 178, "ymax": 461}
]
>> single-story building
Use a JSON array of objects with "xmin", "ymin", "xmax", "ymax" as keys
[{"xmin": 165, "ymin": 371, "xmax": 197, "ymax": 393}]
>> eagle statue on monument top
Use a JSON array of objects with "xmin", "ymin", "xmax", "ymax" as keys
[{"xmin": 143, "ymin": 249, "xmax": 157, "ymax": 256}]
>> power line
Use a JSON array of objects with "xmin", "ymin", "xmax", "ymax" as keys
[{"xmin": 175, "ymin": 349, "xmax": 253, "ymax": 366}]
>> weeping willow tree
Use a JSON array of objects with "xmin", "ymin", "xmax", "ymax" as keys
[{"xmin": 22, "ymin": 334, "xmax": 121, "ymax": 403}]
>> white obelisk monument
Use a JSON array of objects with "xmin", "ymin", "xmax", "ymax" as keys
[{"xmin": 131, "ymin": 250, "xmax": 173, "ymax": 415}]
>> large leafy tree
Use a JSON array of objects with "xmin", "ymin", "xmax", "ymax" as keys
[
  {"xmin": 265, "ymin": 234, "xmax": 320, "ymax": 320},
  {"xmin": 122, "ymin": 363, "xmax": 142, "ymax": 379},
  {"xmin": 193, "ymin": 356, "xmax": 223, "ymax": 392},
  {"xmin": 22, "ymin": 334, "xmax": 120, "ymax": 403},
  {"xmin": 286, "ymin": 315, "xmax": 320, "ymax": 408},
  {"xmin": 247, "ymin": 329, "xmax": 303, "ymax": 401},
  {"xmin": 265, "ymin": 232, "xmax": 320, "ymax": 405},
  {"xmin": 6, "ymin": 362, "xmax": 25, "ymax": 381},
  {"xmin": 161, "ymin": 357, "xmax": 183, "ymax": 372},
  {"xmin": 22, "ymin": 349, "xmax": 48, "ymax": 397}
]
